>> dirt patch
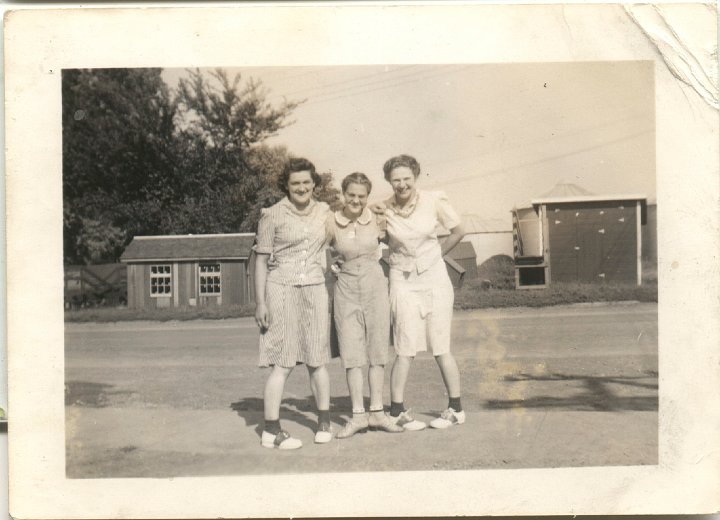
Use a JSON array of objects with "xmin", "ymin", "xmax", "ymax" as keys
[{"xmin": 65, "ymin": 381, "xmax": 136, "ymax": 407}]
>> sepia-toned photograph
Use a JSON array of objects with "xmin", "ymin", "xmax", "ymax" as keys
[
  {"xmin": 63, "ymin": 62, "xmax": 658, "ymax": 478},
  {"xmin": 6, "ymin": 4, "xmax": 719, "ymax": 518}
]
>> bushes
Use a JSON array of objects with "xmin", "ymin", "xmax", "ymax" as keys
[
  {"xmin": 454, "ymin": 281, "xmax": 658, "ymax": 310},
  {"xmin": 65, "ymin": 304, "xmax": 256, "ymax": 323},
  {"xmin": 475, "ymin": 254, "xmax": 515, "ymax": 290},
  {"xmin": 65, "ymin": 253, "xmax": 659, "ymax": 322},
  {"xmin": 457, "ymin": 253, "xmax": 658, "ymax": 309}
]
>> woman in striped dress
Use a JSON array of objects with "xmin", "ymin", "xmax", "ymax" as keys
[{"xmin": 254, "ymin": 158, "xmax": 333, "ymax": 450}]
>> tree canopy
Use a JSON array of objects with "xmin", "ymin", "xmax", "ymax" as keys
[{"xmin": 62, "ymin": 68, "xmax": 341, "ymax": 264}]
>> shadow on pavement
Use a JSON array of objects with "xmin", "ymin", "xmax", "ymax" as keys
[
  {"xmin": 230, "ymin": 395, "xmax": 355, "ymax": 436},
  {"xmin": 485, "ymin": 370, "xmax": 658, "ymax": 412}
]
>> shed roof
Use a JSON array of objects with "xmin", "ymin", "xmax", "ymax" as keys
[
  {"xmin": 532, "ymin": 193, "xmax": 647, "ymax": 206},
  {"xmin": 539, "ymin": 181, "xmax": 594, "ymax": 198},
  {"xmin": 516, "ymin": 181, "xmax": 647, "ymax": 208},
  {"xmin": 120, "ymin": 233, "xmax": 256, "ymax": 262}
]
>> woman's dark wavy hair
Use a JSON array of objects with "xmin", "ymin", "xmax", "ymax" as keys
[
  {"xmin": 341, "ymin": 172, "xmax": 372, "ymax": 195},
  {"xmin": 278, "ymin": 157, "xmax": 321, "ymax": 195},
  {"xmin": 382, "ymin": 154, "xmax": 421, "ymax": 182}
]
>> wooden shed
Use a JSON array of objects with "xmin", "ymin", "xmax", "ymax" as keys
[
  {"xmin": 120, "ymin": 233, "xmax": 256, "ymax": 309},
  {"xmin": 512, "ymin": 183, "xmax": 647, "ymax": 289},
  {"xmin": 445, "ymin": 240, "xmax": 479, "ymax": 280}
]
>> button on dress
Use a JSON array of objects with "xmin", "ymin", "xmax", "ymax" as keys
[
  {"xmin": 327, "ymin": 207, "xmax": 391, "ymax": 368},
  {"xmin": 384, "ymin": 190, "xmax": 462, "ymax": 356},
  {"xmin": 254, "ymin": 197, "xmax": 332, "ymax": 368}
]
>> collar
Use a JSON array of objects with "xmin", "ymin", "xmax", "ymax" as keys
[
  {"xmin": 281, "ymin": 196, "xmax": 316, "ymax": 216},
  {"xmin": 387, "ymin": 190, "xmax": 420, "ymax": 218},
  {"xmin": 334, "ymin": 207, "xmax": 373, "ymax": 227}
]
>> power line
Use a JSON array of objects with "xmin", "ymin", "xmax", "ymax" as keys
[
  {"xmin": 423, "ymin": 128, "xmax": 654, "ymax": 189},
  {"xmin": 421, "ymin": 111, "xmax": 652, "ymax": 172},
  {"xmin": 277, "ymin": 65, "xmax": 422, "ymax": 98},
  {"xmin": 301, "ymin": 65, "xmax": 472, "ymax": 106}
]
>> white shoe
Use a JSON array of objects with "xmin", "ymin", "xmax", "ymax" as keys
[
  {"xmin": 429, "ymin": 408, "xmax": 466, "ymax": 429},
  {"xmin": 314, "ymin": 422, "xmax": 333, "ymax": 444},
  {"xmin": 261, "ymin": 430, "xmax": 302, "ymax": 450},
  {"xmin": 390, "ymin": 410, "xmax": 426, "ymax": 431}
]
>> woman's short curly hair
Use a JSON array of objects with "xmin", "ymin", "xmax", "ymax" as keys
[
  {"xmin": 382, "ymin": 154, "xmax": 421, "ymax": 182},
  {"xmin": 341, "ymin": 172, "xmax": 372, "ymax": 195},
  {"xmin": 278, "ymin": 157, "xmax": 321, "ymax": 195}
]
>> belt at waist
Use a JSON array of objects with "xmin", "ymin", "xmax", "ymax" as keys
[{"xmin": 339, "ymin": 255, "xmax": 383, "ymax": 275}]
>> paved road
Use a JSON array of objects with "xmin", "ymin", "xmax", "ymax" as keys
[{"xmin": 65, "ymin": 303, "xmax": 658, "ymax": 477}]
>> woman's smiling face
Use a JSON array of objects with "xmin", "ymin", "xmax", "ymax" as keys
[
  {"xmin": 388, "ymin": 166, "xmax": 417, "ymax": 205},
  {"xmin": 343, "ymin": 182, "xmax": 369, "ymax": 218},
  {"xmin": 286, "ymin": 170, "xmax": 315, "ymax": 208}
]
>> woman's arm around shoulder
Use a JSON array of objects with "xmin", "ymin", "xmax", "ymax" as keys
[
  {"xmin": 368, "ymin": 200, "xmax": 388, "ymax": 216},
  {"xmin": 431, "ymin": 191, "xmax": 465, "ymax": 256}
]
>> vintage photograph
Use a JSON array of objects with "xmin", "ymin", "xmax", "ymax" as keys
[
  {"xmin": 6, "ymin": 4, "xmax": 718, "ymax": 518},
  {"xmin": 63, "ymin": 62, "xmax": 658, "ymax": 477}
]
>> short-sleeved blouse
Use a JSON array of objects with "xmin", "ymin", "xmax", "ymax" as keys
[
  {"xmin": 384, "ymin": 190, "xmax": 461, "ymax": 274},
  {"xmin": 254, "ymin": 197, "xmax": 330, "ymax": 286},
  {"xmin": 326, "ymin": 207, "xmax": 384, "ymax": 266}
]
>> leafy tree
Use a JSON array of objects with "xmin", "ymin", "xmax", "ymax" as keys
[
  {"xmin": 62, "ymin": 67, "xmax": 340, "ymax": 264},
  {"xmin": 241, "ymin": 144, "xmax": 343, "ymax": 231},
  {"xmin": 62, "ymin": 68, "xmax": 177, "ymax": 263},
  {"xmin": 155, "ymin": 69, "xmax": 301, "ymax": 236}
]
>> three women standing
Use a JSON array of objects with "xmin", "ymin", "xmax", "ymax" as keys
[{"xmin": 253, "ymin": 154, "xmax": 465, "ymax": 449}]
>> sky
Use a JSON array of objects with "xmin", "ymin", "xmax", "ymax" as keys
[{"xmin": 163, "ymin": 62, "xmax": 655, "ymax": 228}]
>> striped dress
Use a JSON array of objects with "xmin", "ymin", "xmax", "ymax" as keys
[{"xmin": 254, "ymin": 197, "xmax": 332, "ymax": 368}]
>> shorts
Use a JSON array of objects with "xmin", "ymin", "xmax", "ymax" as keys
[{"xmin": 389, "ymin": 259, "xmax": 454, "ymax": 357}]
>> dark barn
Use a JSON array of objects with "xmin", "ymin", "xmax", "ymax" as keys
[
  {"xmin": 513, "ymin": 183, "xmax": 647, "ymax": 289},
  {"xmin": 120, "ymin": 233, "xmax": 256, "ymax": 309}
]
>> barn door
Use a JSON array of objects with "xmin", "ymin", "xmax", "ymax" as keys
[
  {"xmin": 599, "ymin": 205, "xmax": 637, "ymax": 282},
  {"xmin": 577, "ymin": 221, "xmax": 603, "ymax": 282},
  {"xmin": 549, "ymin": 205, "xmax": 605, "ymax": 283}
]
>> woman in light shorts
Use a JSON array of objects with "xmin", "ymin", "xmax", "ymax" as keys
[
  {"xmin": 327, "ymin": 172, "xmax": 404, "ymax": 438},
  {"xmin": 254, "ymin": 158, "xmax": 333, "ymax": 450},
  {"xmin": 378, "ymin": 154, "xmax": 467, "ymax": 431}
]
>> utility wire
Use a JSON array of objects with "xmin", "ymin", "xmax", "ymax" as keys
[
  {"xmin": 301, "ymin": 65, "xmax": 472, "ymax": 106},
  {"xmin": 423, "ymin": 128, "xmax": 653, "ymax": 189},
  {"xmin": 277, "ymin": 65, "xmax": 422, "ymax": 98}
]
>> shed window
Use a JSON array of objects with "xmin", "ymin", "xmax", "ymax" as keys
[
  {"xmin": 199, "ymin": 264, "xmax": 221, "ymax": 294},
  {"xmin": 150, "ymin": 264, "xmax": 172, "ymax": 297}
]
